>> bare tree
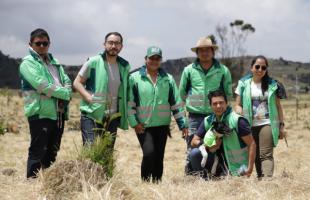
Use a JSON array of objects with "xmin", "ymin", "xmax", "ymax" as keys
[{"xmin": 215, "ymin": 19, "xmax": 255, "ymax": 82}]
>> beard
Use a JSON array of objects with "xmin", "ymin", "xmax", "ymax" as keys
[{"xmin": 106, "ymin": 48, "xmax": 120, "ymax": 57}]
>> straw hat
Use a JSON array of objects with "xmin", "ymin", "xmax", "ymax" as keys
[{"xmin": 191, "ymin": 37, "xmax": 218, "ymax": 52}]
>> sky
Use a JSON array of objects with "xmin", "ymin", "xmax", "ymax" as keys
[{"xmin": 0, "ymin": 0, "xmax": 309, "ymax": 67}]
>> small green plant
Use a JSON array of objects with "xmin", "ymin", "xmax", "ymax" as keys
[
  {"xmin": 0, "ymin": 119, "xmax": 6, "ymax": 135},
  {"xmin": 79, "ymin": 130, "xmax": 115, "ymax": 178}
]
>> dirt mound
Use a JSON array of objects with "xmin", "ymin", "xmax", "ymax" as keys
[{"xmin": 41, "ymin": 160, "xmax": 108, "ymax": 199}]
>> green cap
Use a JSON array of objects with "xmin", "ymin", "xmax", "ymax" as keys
[{"xmin": 146, "ymin": 46, "xmax": 162, "ymax": 58}]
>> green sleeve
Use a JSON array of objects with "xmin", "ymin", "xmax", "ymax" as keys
[
  {"xmin": 223, "ymin": 67, "xmax": 233, "ymax": 98},
  {"xmin": 20, "ymin": 60, "xmax": 71, "ymax": 101},
  {"xmin": 60, "ymin": 66, "xmax": 72, "ymax": 90},
  {"xmin": 179, "ymin": 67, "xmax": 189, "ymax": 101},
  {"xmin": 127, "ymin": 75, "xmax": 139, "ymax": 128},
  {"xmin": 170, "ymin": 77, "xmax": 188, "ymax": 130}
]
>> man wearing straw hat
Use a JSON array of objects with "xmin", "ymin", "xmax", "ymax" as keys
[{"xmin": 179, "ymin": 36, "xmax": 233, "ymax": 174}]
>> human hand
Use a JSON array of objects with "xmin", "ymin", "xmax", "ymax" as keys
[
  {"xmin": 235, "ymin": 106, "xmax": 243, "ymax": 115},
  {"xmin": 245, "ymin": 167, "xmax": 253, "ymax": 177},
  {"xmin": 134, "ymin": 123, "xmax": 145, "ymax": 134},
  {"xmin": 182, "ymin": 128, "xmax": 188, "ymax": 138},
  {"xmin": 85, "ymin": 93, "xmax": 93, "ymax": 104},
  {"xmin": 279, "ymin": 127, "xmax": 286, "ymax": 140}
]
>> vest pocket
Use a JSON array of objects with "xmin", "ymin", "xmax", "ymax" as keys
[
  {"xmin": 22, "ymin": 90, "xmax": 41, "ymax": 117},
  {"xmin": 39, "ymin": 95, "xmax": 56, "ymax": 118}
]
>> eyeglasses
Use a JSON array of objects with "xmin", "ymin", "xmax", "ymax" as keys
[
  {"xmin": 33, "ymin": 41, "xmax": 49, "ymax": 47},
  {"xmin": 106, "ymin": 41, "xmax": 122, "ymax": 46},
  {"xmin": 254, "ymin": 65, "xmax": 267, "ymax": 71}
]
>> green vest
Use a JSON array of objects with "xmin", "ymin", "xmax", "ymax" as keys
[
  {"xmin": 179, "ymin": 58, "xmax": 233, "ymax": 115},
  {"xmin": 236, "ymin": 74, "xmax": 280, "ymax": 146},
  {"xmin": 204, "ymin": 107, "xmax": 248, "ymax": 176},
  {"xmin": 127, "ymin": 66, "xmax": 187, "ymax": 129},
  {"xmin": 79, "ymin": 52, "xmax": 131, "ymax": 130},
  {"xmin": 19, "ymin": 48, "xmax": 72, "ymax": 120}
]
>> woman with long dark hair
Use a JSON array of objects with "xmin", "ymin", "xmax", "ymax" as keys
[{"xmin": 235, "ymin": 55, "xmax": 286, "ymax": 178}]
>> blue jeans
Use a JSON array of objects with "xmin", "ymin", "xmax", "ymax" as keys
[
  {"xmin": 185, "ymin": 113, "xmax": 207, "ymax": 174},
  {"xmin": 189, "ymin": 148, "xmax": 228, "ymax": 177},
  {"xmin": 189, "ymin": 148, "xmax": 215, "ymax": 171},
  {"xmin": 80, "ymin": 115, "xmax": 120, "ymax": 147}
]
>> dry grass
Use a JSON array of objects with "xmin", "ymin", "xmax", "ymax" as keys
[
  {"xmin": 40, "ymin": 160, "xmax": 107, "ymax": 200},
  {"xmin": 0, "ymin": 93, "xmax": 310, "ymax": 200}
]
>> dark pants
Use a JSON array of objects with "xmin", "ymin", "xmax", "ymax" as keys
[
  {"xmin": 136, "ymin": 125, "xmax": 169, "ymax": 182},
  {"xmin": 80, "ymin": 115, "xmax": 120, "ymax": 147},
  {"xmin": 185, "ymin": 113, "xmax": 207, "ymax": 174},
  {"xmin": 189, "ymin": 147, "xmax": 228, "ymax": 179},
  {"xmin": 27, "ymin": 117, "xmax": 64, "ymax": 178}
]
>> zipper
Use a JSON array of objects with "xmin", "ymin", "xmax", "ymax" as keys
[{"xmin": 144, "ymin": 74, "xmax": 159, "ymax": 125}]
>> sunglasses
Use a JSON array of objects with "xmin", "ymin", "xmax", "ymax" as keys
[
  {"xmin": 33, "ymin": 41, "xmax": 49, "ymax": 47},
  {"xmin": 254, "ymin": 65, "xmax": 267, "ymax": 71}
]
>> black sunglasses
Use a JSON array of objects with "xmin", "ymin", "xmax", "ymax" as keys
[
  {"xmin": 254, "ymin": 65, "xmax": 267, "ymax": 71},
  {"xmin": 33, "ymin": 41, "xmax": 49, "ymax": 47}
]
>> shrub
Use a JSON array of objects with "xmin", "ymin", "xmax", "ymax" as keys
[
  {"xmin": 79, "ymin": 129, "xmax": 115, "ymax": 178},
  {"xmin": 0, "ymin": 119, "xmax": 6, "ymax": 135}
]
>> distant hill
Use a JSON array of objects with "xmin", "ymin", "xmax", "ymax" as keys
[
  {"xmin": 0, "ymin": 51, "xmax": 22, "ymax": 89},
  {"xmin": 0, "ymin": 50, "xmax": 309, "ymax": 93},
  {"xmin": 161, "ymin": 56, "xmax": 310, "ymax": 93},
  {"xmin": 0, "ymin": 51, "xmax": 81, "ymax": 89}
]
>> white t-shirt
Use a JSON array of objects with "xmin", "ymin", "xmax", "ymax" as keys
[
  {"xmin": 46, "ymin": 63, "xmax": 61, "ymax": 86},
  {"xmin": 250, "ymin": 81, "xmax": 270, "ymax": 127}
]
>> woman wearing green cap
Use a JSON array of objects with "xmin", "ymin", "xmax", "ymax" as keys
[{"xmin": 127, "ymin": 46, "xmax": 188, "ymax": 182}]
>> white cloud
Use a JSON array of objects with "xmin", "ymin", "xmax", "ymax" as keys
[
  {"xmin": 127, "ymin": 36, "xmax": 162, "ymax": 47},
  {"xmin": 0, "ymin": 35, "xmax": 27, "ymax": 59},
  {"xmin": 121, "ymin": 36, "xmax": 163, "ymax": 68},
  {"xmin": 0, "ymin": 0, "xmax": 309, "ymax": 66}
]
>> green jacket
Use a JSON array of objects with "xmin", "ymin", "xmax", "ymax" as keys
[
  {"xmin": 235, "ymin": 74, "xmax": 280, "ymax": 146},
  {"xmin": 19, "ymin": 48, "xmax": 72, "ymax": 120},
  {"xmin": 203, "ymin": 107, "xmax": 249, "ymax": 176},
  {"xmin": 179, "ymin": 58, "xmax": 232, "ymax": 115},
  {"xmin": 79, "ymin": 52, "xmax": 131, "ymax": 130},
  {"xmin": 128, "ymin": 66, "xmax": 187, "ymax": 129}
]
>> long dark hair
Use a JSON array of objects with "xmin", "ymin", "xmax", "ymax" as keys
[{"xmin": 251, "ymin": 55, "xmax": 270, "ymax": 94}]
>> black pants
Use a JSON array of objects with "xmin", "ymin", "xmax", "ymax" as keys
[
  {"xmin": 136, "ymin": 125, "xmax": 169, "ymax": 182},
  {"xmin": 27, "ymin": 117, "xmax": 64, "ymax": 178}
]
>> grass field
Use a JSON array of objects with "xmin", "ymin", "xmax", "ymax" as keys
[{"xmin": 0, "ymin": 92, "xmax": 310, "ymax": 200}]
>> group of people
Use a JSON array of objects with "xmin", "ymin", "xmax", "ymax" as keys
[{"xmin": 19, "ymin": 28, "xmax": 286, "ymax": 182}]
